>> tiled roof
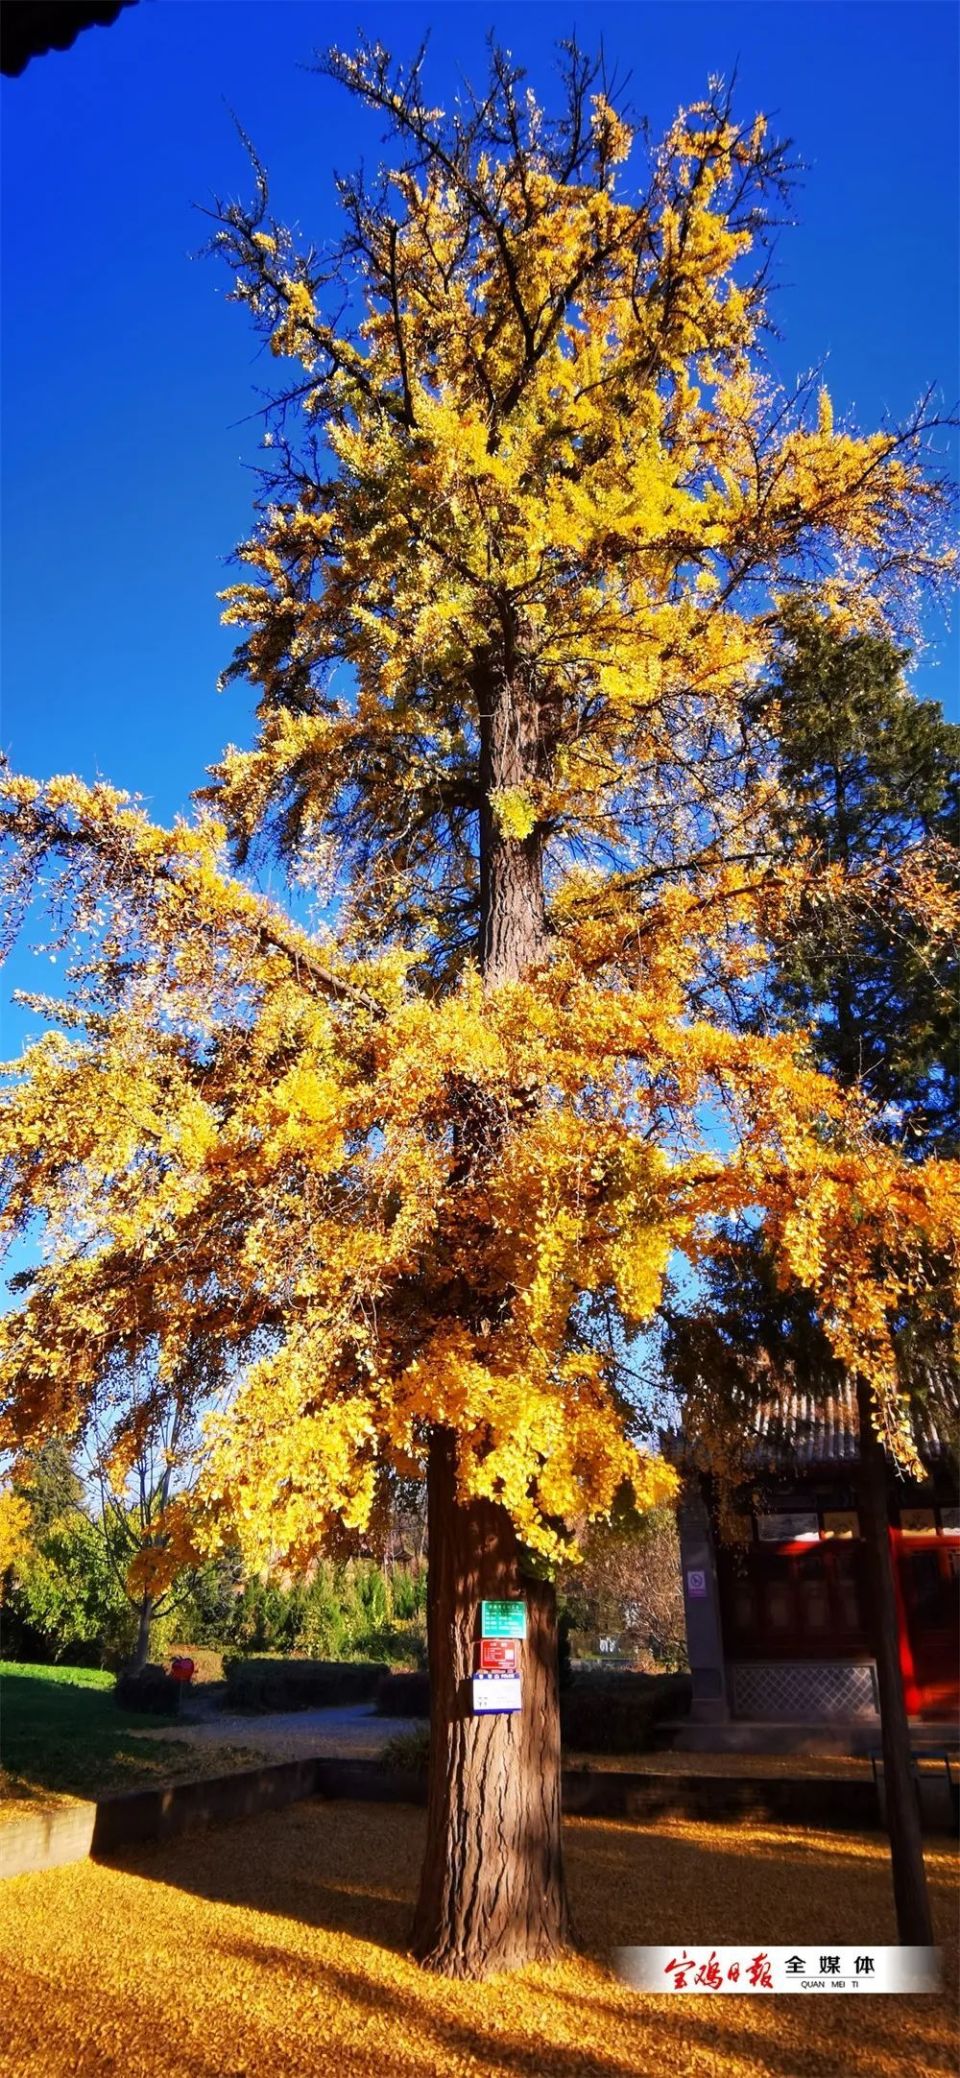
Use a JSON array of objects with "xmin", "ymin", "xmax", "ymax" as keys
[
  {"xmin": 746, "ymin": 1366, "xmax": 958, "ymax": 1470},
  {"xmin": 668, "ymin": 1361, "xmax": 959, "ymax": 1474}
]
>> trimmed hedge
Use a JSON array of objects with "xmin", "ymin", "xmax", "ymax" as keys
[
  {"xmin": 222, "ymin": 1656, "xmax": 384, "ymax": 1712},
  {"xmin": 221, "ymin": 1659, "xmax": 689, "ymax": 1742},
  {"xmin": 377, "ymin": 1670, "xmax": 430, "ymax": 1717},
  {"xmin": 561, "ymin": 1670, "xmax": 691, "ymax": 1753},
  {"xmin": 374, "ymin": 1668, "xmax": 690, "ymax": 1751},
  {"xmin": 114, "ymin": 1665, "xmax": 181, "ymax": 1715},
  {"xmin": 379, "ymin": 1723, "xmax": 431, "ymax": 1772}
]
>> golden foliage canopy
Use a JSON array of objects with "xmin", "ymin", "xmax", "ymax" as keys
[
  {"xmin": 1, "ymin": 770, "xmax": 955, "ymax": 1568},
  {"xmin": 207, "ymin": 45, "xmax": 950, "ymax": 969},
  {"xmin": 0, "ymin": 44, "xmax": 955, "ymax": 1572}
]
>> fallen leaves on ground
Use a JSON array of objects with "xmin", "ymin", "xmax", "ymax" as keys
[
  {"xmin": 567, "ymin": 1748, "xmax": 958, "ymax": 1777},
  {"xmin": 0, "ymin": 1802, "xmax": 956, "ymax": 2077},
  {"xmin": 0, "ymin": 1774, "xmax": 81, "ymax": 1825}
]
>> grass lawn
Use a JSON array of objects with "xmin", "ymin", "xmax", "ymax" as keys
[
  {"xmin": 0, "ymin": 1662, "xmax": 260, "ymax": 1808},
  {"xmin": 0, "ymin": 1801, "xmax": 955, "ymax": 2078}
]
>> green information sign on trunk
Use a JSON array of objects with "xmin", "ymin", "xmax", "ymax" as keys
[{"xmin": 481, "ymin": 1599, "xmax": 527, "ymax": 1640}]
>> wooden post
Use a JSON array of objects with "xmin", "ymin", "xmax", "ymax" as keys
[{"xmin": 856, "ymin": 1379, "xmax": 934, "ymax": 1945}]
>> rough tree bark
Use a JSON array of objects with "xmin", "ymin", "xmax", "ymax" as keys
[
  {"xmin": 856, "ymin": 1378, "xmax": 934, "ymax": 1945},
  {"xmin": 411, "ymin": 1429, "xmax": 570, "ymax": 1975},
  {"xmin": 411, "ymin": 646, "xmax": 571, "ymax": 1978}
]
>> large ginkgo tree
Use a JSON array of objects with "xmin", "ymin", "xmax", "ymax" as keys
[{"xmin": 1, "ymin": 42, "xmax": 955, "ymax": 1977}]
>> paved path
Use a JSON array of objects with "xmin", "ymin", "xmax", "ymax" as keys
[
  {"xmin": 135, "ymin": 1703, "xmax": 949, "ymax": 1776},
  {"xmin": 131, "ymin": 1700, "xmax": 425, "ymax": 1762}
]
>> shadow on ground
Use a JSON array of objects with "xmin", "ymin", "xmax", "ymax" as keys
[{"xmin": 1, "ymin": 1795, "xmax": 957, "ymax": 2078}]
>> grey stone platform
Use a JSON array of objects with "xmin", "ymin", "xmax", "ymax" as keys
[
  {"xmin": 4, "ymin": 1744, "xmax": 956, "ymax": 1883},
  {"xmin": 661, "ymin": 1717, "xmax": 959, "ymax": 1756}
]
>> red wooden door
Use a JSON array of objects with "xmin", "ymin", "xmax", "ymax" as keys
[{"xmin": 894, "ymin": 1534, "xmax": 960, "ymax": 1720}]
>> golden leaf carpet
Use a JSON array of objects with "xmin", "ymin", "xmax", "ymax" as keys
[{"xmin": 0, "ymin": 1802, "xmax": 955, "ymax": 2078}]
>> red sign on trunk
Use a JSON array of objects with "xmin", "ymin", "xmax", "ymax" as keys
[{"xmin": 476, "ymin": 1637, "xmax": 519, "ymax": 1675}]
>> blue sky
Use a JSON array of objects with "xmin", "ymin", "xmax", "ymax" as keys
[{"xmin": 1, "ymin": 0, "xmax": 957, "ymax": 1061}]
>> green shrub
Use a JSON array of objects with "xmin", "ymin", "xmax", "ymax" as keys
[
  {"xmin": 560, "ymin": 1670, "xmax": 691, "ymax": 1754},
  {"xmin": 298, "ymin": 1565, "xmax": 349, "ymax": 1659},
  {"xmin": 6, "ymin": 1513, "xmax": 137, "ymax": 1667},
  {"xmin": 230, "ymin": 1576, "xmax": 308, "ymax": 1654},
  {"xmin": 380, "ymin": 1723, "xmax": 430, "ymax": 1772},
  {"xmin": 115, "ymin": 1664, "xmax": 180, "ymax": 1714},
  {"xmin": 389, "ymin": 1563, "xmax": 427, "ymax": 1623},
  {"xmin": 171, "ymin": 1554, "xmax": 244, "ymax": 1645},
  {"xmin": 222, "ymin": 1656, "xmax": 384, "ymax": 1711},
  {"xmin": 308, "ymin": 1559, "xmax": 426, "ymax": 1661},
  {"xmin": 374, "ymin": 1668, "xmax": 692, "ymax": 1749},
  {"xmin": 359, "ymin": 1618, "xmax": 428, "ymax": 1669},
  {"xmin": 203, "ymin": 1559, "xmax": 428, "ymax": 1664},
  {"xmin": 352, "ymin": 1563, "xmax": 388, "ymax": 1630},
  {"xmin": 4, "ymin": 1501, "xmax": 429, "ymax": 1679}
]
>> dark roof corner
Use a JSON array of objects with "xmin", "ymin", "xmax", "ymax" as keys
[{"xmin": 1, "ymin": 3, "xmax": 139, "ymax": 79}]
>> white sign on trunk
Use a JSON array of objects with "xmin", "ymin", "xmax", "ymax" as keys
[{"xmin": 472, "ymin": 1673, "xmax": 522, "ymax": 1713}]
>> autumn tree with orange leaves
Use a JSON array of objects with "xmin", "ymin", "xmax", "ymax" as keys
[{"xmin": 1, "ymin": 42, "xmax": 956, "ymax": 1977}]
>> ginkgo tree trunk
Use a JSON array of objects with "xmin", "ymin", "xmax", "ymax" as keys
[
  {"xmin": 0, "ymin": 38, "xmax": 956, "ymax": 1984},
  {"xmin": 413, "ymin": 1430, "xmax": 569, "ymax": 1972},
  {"xmin": 412, "ymin": 650, "xmax": 567, "ymax": 1974}
]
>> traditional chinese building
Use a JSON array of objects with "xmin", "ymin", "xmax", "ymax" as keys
[{"xmin": 675, "ymin": 1369, "xmax": 959, "ymax": 1732}]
